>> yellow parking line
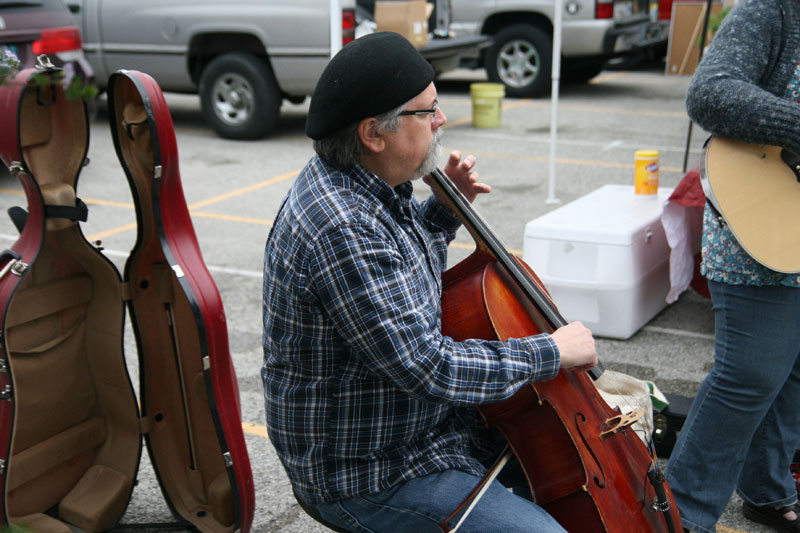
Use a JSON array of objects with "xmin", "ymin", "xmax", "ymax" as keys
[
  {"xmin": 590, "ymin": 70, "xmax": 631, "ymax": 84},
  {"xmin": 188, "ymin": 168, "xmax": 299, "ymax": 210},
  {"xmin": 242, "ymin": 422, "xmax": 269, "ymax": 439},
  {"xmin": 443, "ymin": 148, "xmax": 684, "ymax": 174},
  {"xmin": 191, "ymin": 211, "xmax": 273, "ymax": 226},
  {"xmin": 77, "ymin": 169, "xmax": 298, "ymax": 240},
  {"xmin": 87, "ymin": 222, "xmax": 137, "ymax": 242}
]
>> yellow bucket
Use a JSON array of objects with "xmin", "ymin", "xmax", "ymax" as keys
[{"xmin": 470, "ymin": 83, "xmax": 505, "ymax": 128}]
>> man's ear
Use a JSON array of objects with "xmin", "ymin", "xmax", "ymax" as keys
[{"xmin": 358, "ymin": 118, "xmax": 385, "ymax": 154}]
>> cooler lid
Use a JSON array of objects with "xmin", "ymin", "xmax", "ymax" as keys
[{"xmin": 525, "ymin": 184, "xmax": 674, "ymax": 246}]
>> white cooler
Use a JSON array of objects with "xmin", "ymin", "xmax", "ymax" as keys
[{"xmin": 523, "ymin": 184, "xmax": 674, "ymax": 339}]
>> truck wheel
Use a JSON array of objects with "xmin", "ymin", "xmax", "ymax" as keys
[
  {"xmin": 199, "ymin": 53, "xmax": 281, "ymax": 140},
  {"xmin": 485, "ymin": 24, "xmax": 552, "ymax": 98}
]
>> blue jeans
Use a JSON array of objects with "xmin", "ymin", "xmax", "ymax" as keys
[
  {"xmin": 311, "ymin": 460, "xmax": 566, "ymax": 532},
  {"xmin": 666, "ymin": 281, "xmax": 800, "ymax": 533}
]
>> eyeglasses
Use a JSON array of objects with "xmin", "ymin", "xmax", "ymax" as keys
[{"xmin": 399, "ymin": 102, "xmax": 438, "ymax": 122}]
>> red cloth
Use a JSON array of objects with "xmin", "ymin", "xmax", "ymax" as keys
[
  {"xmin": 668, "ymin": 166, "xmax": 706, "ymax": 208},
  {"xmin": 666, "ymin": 166, "xmax": 710, "ymax": 299}
]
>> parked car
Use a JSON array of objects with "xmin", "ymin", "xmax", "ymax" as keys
[
  {"xmin": 450, "ymin": 0, "xmax": 669, "ymax": 97},
  {"xmin": 66, "ymin": 0, "xmax": 487, "ymax": 140},
  {"xmin": 0, "ymin": 0, "xmax": 93, "ymax": 89}
]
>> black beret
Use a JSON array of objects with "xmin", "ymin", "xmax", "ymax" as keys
[{"xmin": 305, "ymin": 31, "xmax": 435, "ymax": 140}]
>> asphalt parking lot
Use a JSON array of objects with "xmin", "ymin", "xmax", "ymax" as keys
[{"xmin": 0, "ymin": 64, "xmax": 777, "ymax": 532}]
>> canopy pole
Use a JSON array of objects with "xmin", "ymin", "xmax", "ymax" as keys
[
  {"xmin": 546, "ymin": 0, "xmax": 564, "ymax": 204},
  {"xmin": 682, "ymin": 0, "xmax": 714, "ymax": 172},
  {"xmin": 330, "ymin": 0, "xmax": 342, "ymax": 58}
]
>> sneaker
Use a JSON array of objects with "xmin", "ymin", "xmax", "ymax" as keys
[{"xmin": 742, "ymin": 501, "xmax": 800, "ymax": 532}]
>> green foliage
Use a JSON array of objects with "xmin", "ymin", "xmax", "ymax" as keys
[
  {"xmin": 65, "ymin": 72, "xmax": 99, "ymax": 101},
  {"xmin": 709, "ymin": 6, "xmax": 732, "ymax": 34},
  {"xmin": 0, "ymin": 48, "xmax": 20, "ymax": 87},
  {"xmin": 0, "ymin": 51, "xmax": 98, "ymax": 101}
]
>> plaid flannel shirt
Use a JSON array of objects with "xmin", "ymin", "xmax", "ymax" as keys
[{"xmin": 262, "ymin": 155, "xmax": 560, "ymax": 504}]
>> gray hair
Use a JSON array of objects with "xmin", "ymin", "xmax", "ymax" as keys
[{"xmin": 312, "ymin": 99, "xmax": 410, "ymax": 170}]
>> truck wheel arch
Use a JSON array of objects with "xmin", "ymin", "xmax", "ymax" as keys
[{"xmin": 197, "ymin": 52, "xmax": 281, "ymax": 139}]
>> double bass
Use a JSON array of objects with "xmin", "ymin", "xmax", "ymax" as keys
[{"xmin": 431, "ymin": 168, "xmax": 682, "ymax": 532}]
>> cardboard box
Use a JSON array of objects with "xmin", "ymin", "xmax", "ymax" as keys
[
  {"xmin": 374, "ymin": 1, "xmax": 433, "ymax": 48},
  {"xmin": 665, "ymin": 1, "xmax": 724, "ymax": 75},
  {"xmin": 522, "ymin": 184, "xmax": 674, "ymax": 339}
]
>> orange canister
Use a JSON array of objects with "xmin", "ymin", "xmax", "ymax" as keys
[{"xmin": 634, "ymin": 149, "xmax": 659, "ymax": 196}]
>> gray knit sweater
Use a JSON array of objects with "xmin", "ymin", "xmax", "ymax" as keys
[{"xmin": 686, "ymin": 0, "xmax": 800, "ymax": 154}]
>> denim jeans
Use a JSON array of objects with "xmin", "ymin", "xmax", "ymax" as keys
[
  {"xmin": 311, "ymin": 460, "xmax": 566, "ymax": 533},
  {"xmin": 666, "ymin": 281, "xmax": 800, "ymax": 533}
]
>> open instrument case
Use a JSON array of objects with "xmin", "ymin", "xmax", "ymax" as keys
[{"xmin": 0, "ymin": 59, "xmax": 255, "ymax": 532}]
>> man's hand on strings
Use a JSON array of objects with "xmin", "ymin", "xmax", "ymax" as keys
[
  {"xmin": 425, "ymin": 151, "xmax": 491, "ymax": 205},
  {"xmin": 551, "ymin": 321, "xmax": 598, "ymax": 373}
]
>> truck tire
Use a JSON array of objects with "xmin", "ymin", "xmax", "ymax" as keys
[
  {"xmin": 485, "ymin": 24, "xmax": 552, "ymax": 98},
  {"xmin": 199, "ymin": 53, "xmax": 281, "ymax": 140}
]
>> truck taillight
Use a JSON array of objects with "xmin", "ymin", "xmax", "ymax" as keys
[
  {"xmin": 32, "ymin": 26, "xmax": 82, "ymax": 54},
  {"xmin": 342, "ymin": 9, "xmax": 355, "ymax": 45},
  {"xmin": 596, "ymin": 0, "xmax": 614, "ymax": 18}
]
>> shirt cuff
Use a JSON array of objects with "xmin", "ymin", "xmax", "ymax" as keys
[{"xmin": 520, "ymin": 333, "xmax": 560, "ymax": 382}]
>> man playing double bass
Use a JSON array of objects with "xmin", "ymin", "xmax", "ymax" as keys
[{"xmin": 261, "ymin": 31, "xmax": 597, "ymax": 532}]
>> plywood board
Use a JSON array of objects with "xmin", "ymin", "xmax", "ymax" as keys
[{"xmin": 666, "ymin": 1, "xmax": 723, "ymax": 76}]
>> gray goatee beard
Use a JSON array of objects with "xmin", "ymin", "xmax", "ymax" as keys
[{"xmin": 412, "ymin": 129, "xmax": 442, "ymax": 181}]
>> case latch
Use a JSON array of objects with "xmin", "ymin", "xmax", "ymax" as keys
[
  {"xmin": 8, "ymin": 162, "xmax": 25, "ymax": 178},
  {"xmin": 0, "ymin": 249, "xmax": 27, "ymax": 281}
]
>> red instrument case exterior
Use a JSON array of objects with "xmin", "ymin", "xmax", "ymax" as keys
[{"xmin": 0, "ymin": 60, "xmax": 254, "ymax": 532}]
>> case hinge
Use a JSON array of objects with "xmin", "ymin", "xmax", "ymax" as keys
[
  {"xmin": 0, "ymin": 458, "xmax": 5, "ymax": 475},
  {"xmin": 0, "ymin": 359, "xmax": 8, "ymax": 373},
  {"xmin": 223, "ymin": 452, "xmax": 233, "ymax": 467},
  {"xmin": 202, "ymin": 356, "xmax": 210, "ymax": 371}
]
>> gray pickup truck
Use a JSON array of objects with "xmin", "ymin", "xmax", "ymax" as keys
[
  {"xmin": 451, "ymin": 0, "xmax": 669, "ymax": 97},
  {"xmin": 65, "ymin": 0, "xmax": 487, "ymax": 139}
]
